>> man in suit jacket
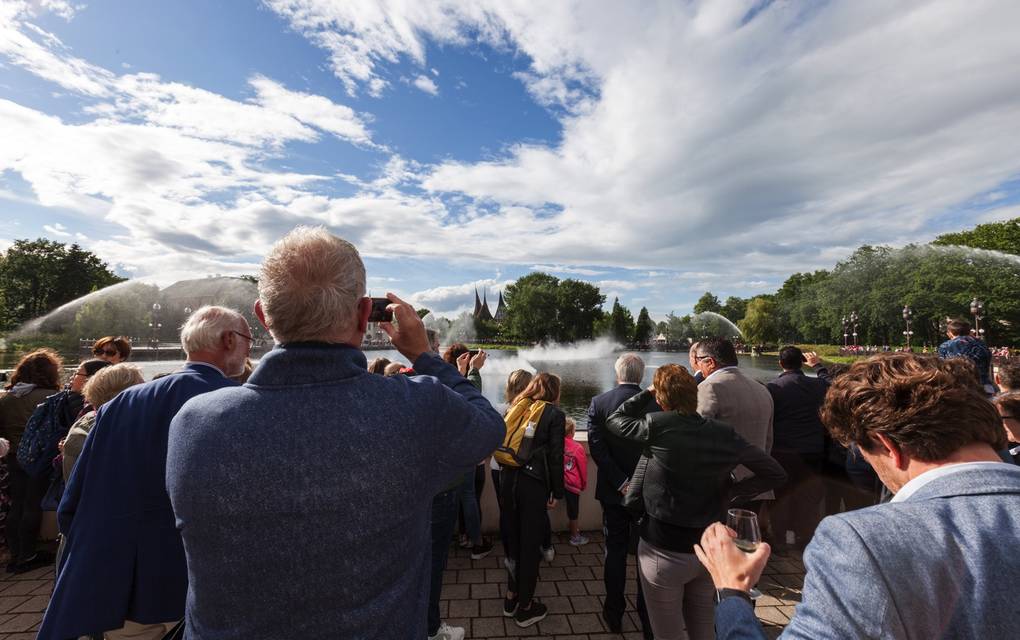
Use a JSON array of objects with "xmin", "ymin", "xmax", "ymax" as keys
[
  {"xmin": 693, "ymin": 338, "xmax": 774, "ymax": 507},
  {"xmin": 587, "ymin": 353, "xmax": 655, "ymax": 636},
  {"xmin": 766, "ymin": 346, "xmax": 830, "ymax": 547},
  {"xmin": 40, "ymin": 306, "xmax": 251, "ymax": 640},
  {"xmin": 166, "ymin": 228, "xmax": 504, "ymax": 639},
  {"xmin": 696, "ymin": 353, "xmax": 1020, "ymax": 639}
]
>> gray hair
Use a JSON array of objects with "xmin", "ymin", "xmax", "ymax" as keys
[
  {"xmin": 258, "ymin": 226, "xmax": 366, "ymax": 343},
  {"xmin": 83, "ymin": 363, "xmax": 145, "ymax": 408},
  {"xmin": 614, "ymin": 353, "xmax": 645, "ymax": 384},
  {"xmin": 180, "ymin": 306, "xmax": 248, "ymax": 354}
]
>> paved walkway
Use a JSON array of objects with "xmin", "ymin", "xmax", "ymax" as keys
[{"xmin": 0, "ymin": 531, "xmax": 803, "ymax": 638}]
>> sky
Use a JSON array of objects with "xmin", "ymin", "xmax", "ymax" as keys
[{"xmin": 1, "ymin": 0, "xmax": 1019, "ymax": 321}]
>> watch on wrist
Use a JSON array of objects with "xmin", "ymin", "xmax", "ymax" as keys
[{"xmin": 715, "ymin": 588, "xmax": 753, "ymax": 605}]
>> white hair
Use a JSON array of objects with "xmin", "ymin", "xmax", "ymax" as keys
[
  {"xmin": 258, "ymin": 226, "xmax": 366, "ymax": 343},
  {"xmin": 180, "ymin": 306, "xmax": 248, "ymax": 355},
  {"xmin": 615, "ymin": 353, "xmax": 645, "ymax": 384}
]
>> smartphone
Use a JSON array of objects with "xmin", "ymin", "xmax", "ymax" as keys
[
  {"xmin": 467, "ymin": 349, "xmax": 480, "ymax": 359},
  {"xmin": 368, "ymin": 297, "xmax": 393, "ymax": 322}
]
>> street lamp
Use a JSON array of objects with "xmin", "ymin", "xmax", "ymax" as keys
[
  {"xmin": 970, "ymin": 298, "xmax": 985, "ymax": 339},
  {"xmin": 902, "ymin": 305, "xmax": 914, "ymax": 350},
  {"xmin": 850, "ymin": 311, "xmax": 860, "ymax": 347},
  {"xmin": 149, "ymin": 303, "xmax": 162, "ymax": 352},
  {"xmin": 841, "ymin": 315, "xmax": 850, "ymax": 348}
]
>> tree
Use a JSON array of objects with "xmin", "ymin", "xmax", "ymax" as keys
[
  {"xmin": 555, "ymin": 279, "xmax": 605, "ymax": 342},
  {"xmin": 633, "ymin": 307, "xmax": 654, "ymax": 345},
  {"xmin": 503, "ymin": 272, "xmax": 561, "ymax": 342},
  {"xmin": 72, "ymin": 282, "xmax": 161, "ymax": 340},
  {"xmin": 739, "ymin": 297, "xmax": 780, "ymax": 345},
  {"xmin": 932, "ymin": 217, "xmax": 1020, "ymax": 256},
  {"xmin": 720, "ymin": 296, "xmax": 747, "ymax": 324},
  {"xmin": 416, "ymin": 307, "xmax": 432, "ymax": 319},
  {"xmin": 693, "ymin": 292, "xmax": 722, "ymax": 315},
  {"xmin": 607, "ymin": 298, "xmax": 635, "ymax": 344},
  {"xmin": 0, "ymin": 239, "xmax": 124, "ymax": 329}
]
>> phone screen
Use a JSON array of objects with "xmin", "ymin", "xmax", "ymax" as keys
[{"xmin": 368, "ymin": 297, "xmax": 393, "ymax": 322}]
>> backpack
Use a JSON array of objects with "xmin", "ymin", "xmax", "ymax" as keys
[
  {"xmin": 494, "ymin": 398, "xmax": 547, "ymax": 468},
  {"xmin": 16, "ymin": 390, "xmax": 70, "ymax": 478}
]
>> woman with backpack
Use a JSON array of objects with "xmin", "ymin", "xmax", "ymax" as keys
[
  {"xmin": 0, "ymin": 349, "xmax": 62, "ymax": 573},
  {"xmin": 498, "ymin": 372, "xmax": 565, "ymax": 628}
]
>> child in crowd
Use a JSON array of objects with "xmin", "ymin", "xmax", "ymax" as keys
[{"xmin": 563, "ymin": 417, "xmax": 588, "ymax": 546}]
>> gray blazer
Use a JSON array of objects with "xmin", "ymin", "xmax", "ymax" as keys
[
  {"xmin": 716, "ymin": 462, "xmax": 1020, "ymax": 639},
  {"xmin": 697, "ymin": 367, "xmax": 774, "ymax": 496}
]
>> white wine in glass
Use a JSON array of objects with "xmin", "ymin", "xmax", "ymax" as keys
[{"xmin": 726, "ymin": 508, "xmax": 763, "ymax": 599}]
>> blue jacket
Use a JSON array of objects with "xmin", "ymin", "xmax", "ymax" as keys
[
  {"xmin": 765, "ymin": 369, "xmax": 829, "ymax": 455},
  {"xmin": 715, "ymin": 463, "xmax": 1020, "ymax": 639},
  {"xmin": 40, "ymin": 363, "xmax": 236, "ymax": 640},
  {"xmin": 166, "ymin": 344, "xmax": 505, "ymax": 639},
  {"xmin": 587, "ymin": 383, "xmax": 659, "ymax": 504}
]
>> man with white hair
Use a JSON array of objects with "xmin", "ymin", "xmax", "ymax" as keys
[
  {"xmin": 587, "ymin": 353, "xmax": 656, "ymax": 637},
  {"xmin": 40, "ymin": 306, "xmax": 250, "ymax": 640},
  {"xmin": 166, "ymin": 227, "xmax": 505, "ymax": 639}
]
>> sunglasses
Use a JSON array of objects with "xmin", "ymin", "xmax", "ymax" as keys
[{"xmin": 93, "ymin": 348, "xmax": 119, "ymax": 357}]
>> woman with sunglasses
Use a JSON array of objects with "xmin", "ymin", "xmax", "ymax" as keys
[{"xmin": 91, "ymin": 336, "xmax": 132, "ymax": 364}]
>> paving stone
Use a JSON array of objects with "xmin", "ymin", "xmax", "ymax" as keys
[
  {"xmin": 486, "ymin": 569, "xmax": 507, "ymax": 583},
  {"xmin": 537, "ymin": 613, "xmax": 572, "ymax": 634},
  {"xmin": 569, "ymin": 613, "xmax": 606, "ymax": 633},
  {"xmin": 448, "ymin": 598, "xmax": 479, "ymax": 618},
  {"xmin": 479, "ymin": 598, "xmax": 507, "ymax": 617},
  {"xmin": 472, "ymin": 616, "xmax": 506, "ymax": 637},
  {"xmin": 534, "ymin": 581, "xmax": 558, "ymax": 597},
  {"xmin": 540, "ymin": 567, "xmax": 567, "ymax": 581},
  {"xmin": 9, "ymin": 595, "xmax": 49, "ymax": 614},
  {"xmin": 0, "ymin": 582, "xmax": 47, "ymax": 597},
  {"xmin": 0, "ymin": 597, "xmax": 31, "ymax": 615},
  {"xmin": 458, "ymin": 569, "xmax": 486, "ymax": 584},
  {"xmin": 447, "ymin": 557, "xmax": 474, "ymax": 570},
  {"xmin": 582, "ymin": 580, "xmax": 606, "ymax": 596},
  {"xmin": 543, "ymin": 595, "xmax": 573, "ymax": 614},
  {"xmin": 569, "ymin": 595, "xmax": 603, "ymax": 613},
  {"xmin": 564, "ymin": 566, "xmax": 595, "ymax": 580},
  {"xmin": 472, "ymin": 583, "xmax": 500, "ymax": 599},
  {"xmin": 756, "ymin": 606, "xmax": 791, "ymax": 625},
  {"xmin": 0, "ymin": 613, "xmax": 41, "ymax": 633},
  {"xmin": 573, "ymin": 553, "xmax": 603, "ymax": 566},
  {"xmin": 440, "ymin": 583, "xmax": 470, "ymax": 600},
  {"xmin": 556, "ymin": 580, "xmax": 587, "ymax": 596}
]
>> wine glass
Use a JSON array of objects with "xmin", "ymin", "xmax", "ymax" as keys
[{"xmin": 726, "ymin": 508, "xmax": 763, "ymax": 599}]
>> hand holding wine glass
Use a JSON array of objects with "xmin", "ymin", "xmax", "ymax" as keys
[{"xmin": 694, "ymin": 520, "xmax": 771, "ymax": 595}]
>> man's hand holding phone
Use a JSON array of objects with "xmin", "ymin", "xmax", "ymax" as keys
[{"xmin": 378, "ymin": 293, "xmax": 429, "ymax": 363}]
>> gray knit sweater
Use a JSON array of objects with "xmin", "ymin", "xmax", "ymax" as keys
[{"xmin": 167, "ymin": 344, "xmax": 504, "ymax": 639}]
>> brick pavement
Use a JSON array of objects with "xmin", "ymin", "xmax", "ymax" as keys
[{"xmin": 0, "ymin": 531, "xmax": 803, "ymax": 638}]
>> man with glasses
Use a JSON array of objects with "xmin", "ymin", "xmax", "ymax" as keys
[
  {"xmin": 691, "ymin": 338, "xmax": 774, "ymax": 513},
  {"xmin": 40, "ymin": 306, "xmax": 250, "ymax": 640}
]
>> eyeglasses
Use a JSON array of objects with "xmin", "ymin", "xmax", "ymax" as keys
[
  {"xmin": 231, "ymin": 330, "xmax": 254, "ymax": 343},
  {"xmin": 73, "ymin": 372, "xmax": 88, "ymax": 378},
  {"xmin": 694, "ymin": 355, "xmax": 713, "ymax": 362},
  {"xmin": 93, "ymin": 348, "xmax": 119, "ymax": 357}
]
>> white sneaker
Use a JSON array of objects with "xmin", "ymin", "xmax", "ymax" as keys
[
  {"xmin": 428, "ymin": 622, "xmax": 465, "ymax": 640},
  {"xmin": 542, "ymin": 545, "xmax": 555, "ymax": 562}
]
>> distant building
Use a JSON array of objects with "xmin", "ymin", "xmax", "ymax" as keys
[
  {"xmin": 494, "ymin": 292, "xmax": 507, "ymax": 323},
  {"xmin": 473, "ymin": 288, "xmax": 494, "ymax": 322}
]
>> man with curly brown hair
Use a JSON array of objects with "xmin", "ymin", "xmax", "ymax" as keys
[{"xmin": 695, "ymin": 353, "xmax": 1020, "ymax": 640}]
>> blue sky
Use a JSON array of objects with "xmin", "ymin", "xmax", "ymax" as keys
[{"xmin": 2, "ymin": 0, "xmax": 1019, "ymax": 320}]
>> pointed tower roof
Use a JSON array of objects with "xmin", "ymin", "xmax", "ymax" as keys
[
  {"xmin": 494, "ymin": 291, "xmax": 507, "ymax": 322},
  {"xmin": 473, "ymin": 288, "xmax": 482, "ymax": 317},
  {"xmin": 478, "ymin": 289, "xmax": 493, "ymax": 321}
]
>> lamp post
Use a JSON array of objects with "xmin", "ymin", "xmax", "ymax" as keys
[
  {"xmin": 970, "ymin": 298, "xmax": 985, "ymax": 339},
  {"xmin": 850, "ymin": 311, "xmax": 860, "ymax": 347},
  {"xmin": 902, "ymin": 305, "xmax": 913, "ymax": 350},
  {"xmin": 149, "ymin": 303, "xmax": 162, "ymax": 353},
  {"xmin": 841, "ymin": 315, "xmax": 850, "ymax": 348}
]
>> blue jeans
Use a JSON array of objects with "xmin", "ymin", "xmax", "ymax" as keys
[
  {"xmin": 457, "ymin": 471, "xmax": 483, "ymax": 545},
  {"xmin": 428, "ymin": 488, "xmax": 459, "ymax": 635}
]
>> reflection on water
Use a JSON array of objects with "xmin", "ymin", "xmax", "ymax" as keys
[{"xmin": 1, "ymin": 349, "xmax": 794, "ymax": 426}]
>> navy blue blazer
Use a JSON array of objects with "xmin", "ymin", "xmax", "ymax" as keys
[
  {"xmin": 715, "ymin": 463, "xmax": 1020, "ymax": 639},
  {"xmin": 766, "ymin": 368, "xmax": 830, "ymax": 455},
  {"xmin": 40, "ymin": 363, "xmax": 236, "ymax": 640},
  {"xmin": 587, "ymin": 383, "xmax": 658, "ymax": 504}
]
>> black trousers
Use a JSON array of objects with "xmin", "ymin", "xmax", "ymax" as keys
[
  {"xmin": 601, "ymin": 502, "xmax": 652, "ymax": 636},
  {"xmin": 770, "ymin": 450, "xmax": 825, "ymax": 545},
  {"xmin": 458, "ymin": 464, "xmax": 487, "ymax": 537},
  {"xmin": 501, "ymin": 469, "xmax": 548, "ymax": 606},
  {"xmin": 6, "ymin": 465, "xmax": 48, "ymax": 563}
]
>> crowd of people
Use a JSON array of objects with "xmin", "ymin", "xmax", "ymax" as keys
[{"xmin": 0, "ymin": 226, "xmax": 1016, "ymax": 639}]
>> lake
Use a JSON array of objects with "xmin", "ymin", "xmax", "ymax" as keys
[{"xmin": 25, "ymin": 346, "xmax": 793, "ymax": 426}]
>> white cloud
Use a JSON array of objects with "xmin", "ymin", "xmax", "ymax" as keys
[
  {"xmin": 408, "ymin": 278, "xmax": 512, "ymax": 314},
  {"xmin": 249, "ymin": 74, "xmax": 376, "ymax": 146},
  {"xmin": 42, "ymin": 222, "xmax": 70, "ymax": 237},
  {"xmin": 530, "ymin": 264, "xmax": 607, "ymax": 276},
  {"xmin": 412, "ymin": 74, "xmax": 438, "ymax": 95}
]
